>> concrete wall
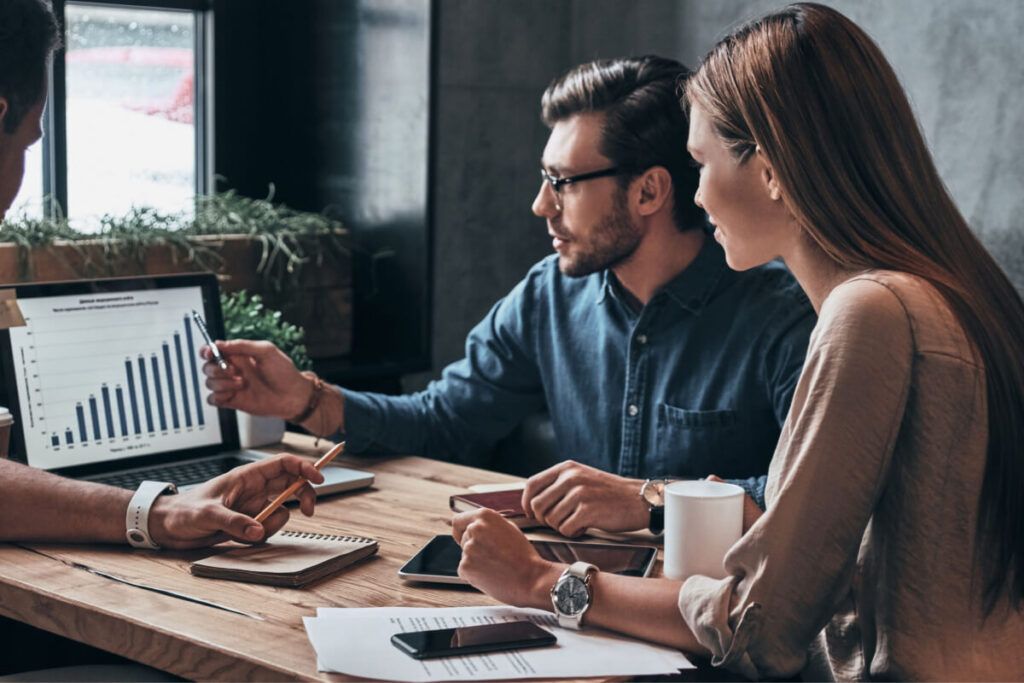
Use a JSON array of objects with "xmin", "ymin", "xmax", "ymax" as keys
[{"xmin": 410, "ymin": 0, "xmax": 1024, "ymax": 387}]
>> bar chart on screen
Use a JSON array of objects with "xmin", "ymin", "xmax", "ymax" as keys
[{"xmin": 8, "ymin": 286, "xmax": 222, "ymax": 469}]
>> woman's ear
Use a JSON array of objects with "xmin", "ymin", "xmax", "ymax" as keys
[
  {"xmin": 0, "ymin": 98, "xmax": 8, "ymax": 133},
  {"xmin": 755, "ymin": 146, "xmax": 782, "ymax": 202},
  {"xmin": 635, "ymin": 166, "xmax": 672, "ymax": 217}
]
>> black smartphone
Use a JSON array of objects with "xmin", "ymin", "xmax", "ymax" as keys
[{"xmin": 390, "ymin": 621, "xmax": 557, "ymax": 660}]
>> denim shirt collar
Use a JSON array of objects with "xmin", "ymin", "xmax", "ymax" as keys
[{"xmin": 597, "ymin": 235, "xmax": 729, "ymax": 314}]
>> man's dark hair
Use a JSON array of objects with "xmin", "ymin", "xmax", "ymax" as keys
[
  {"xmin": 541, "ymin": 56, "xmax": 702, "ymax": 232},
  {"xmin": 0, "ymin": 0, "xmax": 60, "ymax": 134}
]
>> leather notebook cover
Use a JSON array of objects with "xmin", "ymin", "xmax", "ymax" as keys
[
  {"xmin": 190, "ymin": 530, "xmax": 378, "ymax": 587},
  {"xmin": 449, "ymin": 489, "xmax": 543, "ymax": 529}
]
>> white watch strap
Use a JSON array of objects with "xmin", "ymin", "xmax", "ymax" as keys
[
  {"xmin": 568, "ymin": 561, "xmax": 598, "ymax": 581},
  {"xmin": 126, "ymin": 481, "xmax": 177, "ymax": 549},
  {"xmin": 556, "ymin": 612, "xmax": 579, "ymax": 630}
]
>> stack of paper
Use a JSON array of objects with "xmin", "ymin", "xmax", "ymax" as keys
[{"xmin": 304, "ymin": 605, "xmax": 694, "ymax": 682}]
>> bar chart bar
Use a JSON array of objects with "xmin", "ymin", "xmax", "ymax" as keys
[
  {"xmin": 64, "ymin": 429, "xmax": 74, "ymax": 446},
  {"xmin": 184, "ymin": 315, "xmax": 204, "ymax": 426},
  {"xmin": 125, "ymin": 359, "xmax": 141, "ymax": 435},
  {"xmin": 162, "ymin": 343, "xmax": 180, "ymax": 430},
  {"xmin": 115, "ymin": 386, "xmax": 128, "ymax": 437},
  {"xmin": 161, "ymin": 344, "xmax": 182, "ymax": 430},
  {"xmin": 50, "ymin": 434, "xmax": 59, "ymax": 447},
  {"xmin": 88, "ymin": 396, "xmax": 101, "ymax": 441},
  {"xmin": 76, "ymin": 402, "xmax": 87, "ymax": 444},
  {"xmin": 151, "ymin": 354, "xmax": 167, "ymax": 431},
  {"xmin": 174, "ymin": 333, "xmax": 192, "ymax": 428},
  {"xmin": 138, "ymin": 356, "xmax": 154, "ymax": 433},
  {"xmin": 100, "ymin": 385, "xmax": 115, "ymax": 439}
]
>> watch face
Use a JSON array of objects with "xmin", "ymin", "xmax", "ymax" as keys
[
  {"xmin": 555, "ymin": 576, "xmax": 590, "ymax": 615},
  {"xmin": 642, "ymin": 480, "xmax": 666, "ymax": 506}
]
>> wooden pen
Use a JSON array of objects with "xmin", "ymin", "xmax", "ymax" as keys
[{"xmin": 254, "ymin": 441, "xmax": 346, "ymax": 523}]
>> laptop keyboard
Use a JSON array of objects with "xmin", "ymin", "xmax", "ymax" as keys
[{"xmin": 91, "ymin": 456, "xmax": 252, "ymax": 490}]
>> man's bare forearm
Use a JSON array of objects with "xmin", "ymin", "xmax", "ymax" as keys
[{"xmin": 0, "ymin": 459, "xmax": 130, "ymax": 543}]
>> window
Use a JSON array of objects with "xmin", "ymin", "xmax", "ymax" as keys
[
  {"xmin": 10, "ymin": 0, "xmax": 209, "ymax": 229},
  {"xmin": 65, "ymin": 4, "xmax": 198, "ymax": 220},
  {"xmin": 9, "ymin": 143, "xmax": 44, "ymax": 219}
]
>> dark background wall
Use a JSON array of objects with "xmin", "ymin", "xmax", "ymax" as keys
[
  {"xmin": 213, "ymin": 0, "xmax": 432, "ymax": 389},
  {"xmin": 411, "ymin": 0, "xmax": 1024, "ymax": 389}
]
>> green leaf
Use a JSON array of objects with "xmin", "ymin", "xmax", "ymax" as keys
[{"xmin": 220, "ymin": 290, "xmax": 311, "ymax": 370}]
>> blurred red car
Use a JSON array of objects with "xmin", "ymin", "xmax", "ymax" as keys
[{"xmin": 67, "ymin": 46, "xmax": 194, "ymax": 124}]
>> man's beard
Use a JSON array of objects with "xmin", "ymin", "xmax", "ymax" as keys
[{"xmin": 559, "ymin": 190, "xmax": 642, "ymax": 278}]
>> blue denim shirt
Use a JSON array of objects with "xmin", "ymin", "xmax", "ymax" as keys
[{"xmin": 343, "ymin": 239, "xmax": 814, "ymax": 506}]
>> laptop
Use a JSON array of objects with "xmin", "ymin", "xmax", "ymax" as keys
[{"xmin": 0, "ymin": 273, "xmax": 373, "ymax": 495}]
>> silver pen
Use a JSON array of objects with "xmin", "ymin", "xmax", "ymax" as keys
[{"xmin": 191, "ymin": 309, "xmax": 229, "ymax": 371}]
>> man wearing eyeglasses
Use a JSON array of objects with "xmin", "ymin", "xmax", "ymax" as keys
[{"xmin": 204, "ymin": 56, "xmax": 814, "ymax": 537}]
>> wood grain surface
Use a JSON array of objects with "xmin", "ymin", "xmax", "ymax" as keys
[{"xmin": 0, "ymin": 433, "xmax": 648, "ymax": 681}]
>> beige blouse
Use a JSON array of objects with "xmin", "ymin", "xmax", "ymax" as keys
[{"xmin": 678, "ymin": 271, "xmax": 1024, "ymax": 680}]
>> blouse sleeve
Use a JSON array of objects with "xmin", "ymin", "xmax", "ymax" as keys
[{"xmin": 677, "ymin": 278, "xmax": 915, "ymax": 679}]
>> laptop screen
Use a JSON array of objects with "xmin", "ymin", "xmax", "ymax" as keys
[{"xmin": 1, "ymin": 274, "xmax": 234, "ymax": 473}]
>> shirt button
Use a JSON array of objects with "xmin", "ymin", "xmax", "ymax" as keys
[
  {"xmin": 636, "ymin": 334, "xmax": 648, "ymax": 345},
  {"xmin": 627, "ymin": 404, "xmax": 639, "ymax": 417}
]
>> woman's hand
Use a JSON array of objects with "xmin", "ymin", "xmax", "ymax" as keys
[{"xmin": 452, "ymin": 509, "xmax": 563, "ymax": 609}]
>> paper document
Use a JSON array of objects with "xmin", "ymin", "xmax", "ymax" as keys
[{"xmin": 304, "ymin": 605, "xmax": 693, "ymax": 682}]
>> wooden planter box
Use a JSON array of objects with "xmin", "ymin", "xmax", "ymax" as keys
[{"xmin": 0, "ymin": 234, "xmax": 352, "ymax": 358}]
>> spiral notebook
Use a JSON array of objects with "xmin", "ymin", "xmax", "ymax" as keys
[{"xmin": 190, "ymin": 530, "xmax": 379, "ymax": 587}]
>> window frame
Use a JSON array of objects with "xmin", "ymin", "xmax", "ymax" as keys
[{"xmin": 43, "ymin": 0, "xmax": 213, "ymax": 219}]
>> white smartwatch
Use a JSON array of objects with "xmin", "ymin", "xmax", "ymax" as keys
[
  {"xmin": 125, "ymin": 481, "xmax": 177, "ymax": 549},
  {"xmin": 551, "ymin": 561, "xmax": 598, "ymax": 630}
]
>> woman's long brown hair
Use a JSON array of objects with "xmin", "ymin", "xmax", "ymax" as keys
[{"xmin": 686, "ymin": 2, "xmax": 1024, "ymax": 615}]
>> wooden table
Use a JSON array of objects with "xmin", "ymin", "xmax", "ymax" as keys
[{"xmin": 0, "ymin": 433, "xmax": 544, "ymax": 681}]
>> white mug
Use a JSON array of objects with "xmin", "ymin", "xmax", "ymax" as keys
[{"xmin": 662, "ymin": 480, "xmax": 744, "ymax": 581}]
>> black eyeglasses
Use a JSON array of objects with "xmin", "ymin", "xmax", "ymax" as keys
[{"xmin": 540, "ymin": 166, "xmax": 622, "ymax": 194}]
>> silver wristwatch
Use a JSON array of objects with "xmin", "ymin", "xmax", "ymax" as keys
[
  {"xmin": 640, "ymin": 478, "xmax": 669, "ymax": 534},
  {"xmin": 125, "ymin": 480, "xmax": 177, "ymax": 549},
  {"xmin": 550, "ymin": 561, "xmax": 598, "ymax": 630}
]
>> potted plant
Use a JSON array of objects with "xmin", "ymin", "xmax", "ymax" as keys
[
  {"xmin": 0, "ymin": 188, "xmax": 352, "ymax": 357},
  {"xmin": 221, "ymin": 290, "xmax": 312, "ymax": 448}
]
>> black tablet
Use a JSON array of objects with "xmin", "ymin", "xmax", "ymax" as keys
[{"xmin": 398, "ymin": 534, "xmax": 658, "ymax": 584}]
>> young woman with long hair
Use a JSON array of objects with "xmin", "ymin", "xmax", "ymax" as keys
[{"xmin": 450, "ymin": 3, "xmax": 1024, "ymax": 679}]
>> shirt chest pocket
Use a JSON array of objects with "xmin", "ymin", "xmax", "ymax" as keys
[{"xmin": 652, "ymin": 403, "xmax": 776, "ymax": 479}]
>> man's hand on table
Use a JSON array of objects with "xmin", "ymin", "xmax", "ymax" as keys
[
  {"xmin": 520, "ymin": 460, "xmax": 649, "ymax": 537},
  {"xmin": 453, "ymin": 509, "xmax": 562, "ymax": 609},
  {"xmin": 148, "ymin": 454, "xmax": 324, "ymax": 549}
]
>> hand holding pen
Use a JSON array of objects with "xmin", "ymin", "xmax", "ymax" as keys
[
  {"xmin": 191, "ymin": 310, "xmax": 229, "ymax": 371},
  {"xmin": 254, "ymin": 442, "xmax": 346, "ymax": 523},
  {"xmin": 200, "ymin": 338, "xmax": 317, "ymax": 420}
]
